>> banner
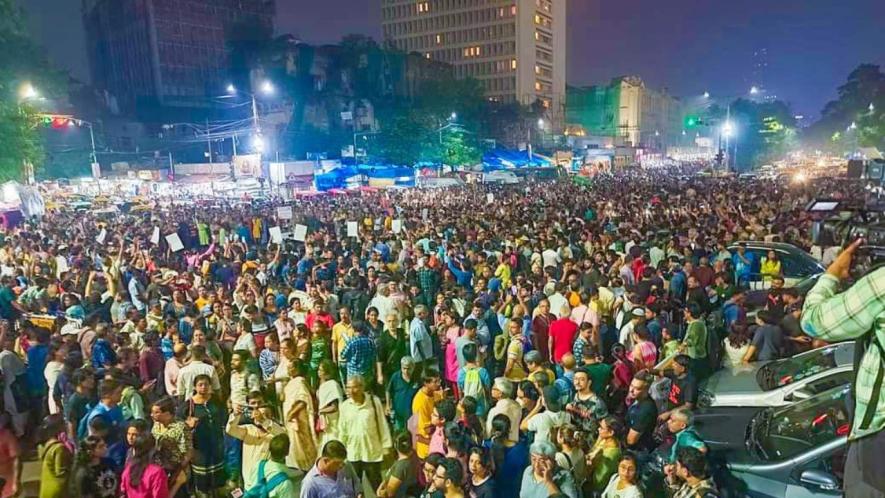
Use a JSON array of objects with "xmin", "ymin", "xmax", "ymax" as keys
[{"xmin": 233, "ymin": 154, "xmax": 261, "ymax": 178}]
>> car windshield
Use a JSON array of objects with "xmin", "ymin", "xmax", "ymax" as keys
[
  {"xmin": 756, "ymin": 345, "xmax": 841, "ymax": 391},
  {"xmin": 756, "ymin": 385, "xmax": 849, "ymax": 461}
]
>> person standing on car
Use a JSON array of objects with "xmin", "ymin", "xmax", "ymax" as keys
[{"xmin": 801, "ymin": 239, "xmax": 885, "ymax": 498}]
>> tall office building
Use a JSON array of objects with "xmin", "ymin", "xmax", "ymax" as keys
[
  {"xmin": 83, "ymin": 0, "xmax": 275, "ymax": 114},
  {"xmin": 381, "ymin": 0, "xmax": 566, "ymax": 119}
]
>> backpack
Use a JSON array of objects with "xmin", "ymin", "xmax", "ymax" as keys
[
  {"xmin": 462, "ymin": 366, "xmax": 486, "ymax": 402},
  {"xmin": 76, "ymin": 402, "xmax": 98, "ymax": 440},
  {"xmin": 244, "ymin": 460, "xmax": 289, "ymax": 498}
]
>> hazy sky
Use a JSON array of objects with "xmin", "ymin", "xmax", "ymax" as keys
[{"xmin": 21, "ymin": 0, "xmax": 885, "ymax": 118}]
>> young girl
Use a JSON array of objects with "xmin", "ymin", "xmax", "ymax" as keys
[
  {"xmin": 69, "ymin": 435, "xmax": 118, "ymax": 498},
  {"xmin": 120, "ymin": 435, "xmax": 169, "ymax": 498},
  {"xmin": 601, "ymin": 454, "xmax": 643, "ymax": 498}
]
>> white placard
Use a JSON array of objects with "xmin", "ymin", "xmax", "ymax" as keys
[
  {"xmin": 55, "ymin": 256, "xmax": 69, "ymax": 274},
  {"xmin": 150, "ymin": 227, "xmax": 160, "ymax": 245},
  {"xmin": 486, "ymin": 193, "xmax": 494, "ymax": 204},
  {"xmin": 294, "ymin": 224, "xmax": 308, "ymax": 242},
  {"xmin": 277, "ymin": 206, "xmax": 293, "ymax": 220},
  {"xmin": 165, "ymin": 233, "xmax": 184, "ymax": 252},
  {"xmin": 346, "ymin": 221, "xmax": 359, "ymax": 238},
  {"xmin": 392, "ymin": 219, "xmax": 403, "ymax": 234},
  {"xmin": 269, "ymin": 226, "xmax": 283, "ymax": 244},
  {"xmin": 422, "ymin": 208, "xmax": 429, "ymax": 221},
  {"xmin": 96, "ymin": 228, "xmax": 107, "ymax": 244}
]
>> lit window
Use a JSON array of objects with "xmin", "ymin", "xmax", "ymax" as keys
[
  {"xmin": 425, "ymin": 53, "xmax": 431, "ymax": 59},
  {"xmin": 534, "ymin": 31, "xmax": 540, "ymax": 40},
  {"xmin": 511, "ymin": 59, "xmax": 517, "ymax": 69},
  {"xmin": 535, "ymin": 14, "xmax": 541, "ymax": 24},
  {"xmin": 535, "ymin": 81, "xmax": 542, "ymax": 91},
  {"xmin": 511, "ymin": 5, "xmax": 517, "ymax": 15},
  {"xmin": 534, "ymin": 65, "xmax": 540, "ymax": 74},
  {"xmin": 436, "ymin": 34, "xmax": 442, "ymax": 44}
]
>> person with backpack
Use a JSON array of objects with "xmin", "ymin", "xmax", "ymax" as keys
[
  {"xmin": 457, "ymin": 343, "xmax": 491, "ymax": 417},
  {"xmin": 244, "ymin": 434, "xmax": 294, "ymax": 498}
]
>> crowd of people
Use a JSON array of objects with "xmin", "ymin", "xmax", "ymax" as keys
[{"xmin": 0, "ymin": 168, "xmax": 852, "ymax": 498}]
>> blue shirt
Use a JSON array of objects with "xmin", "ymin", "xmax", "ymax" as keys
[
  {"xmin": 85, "ymin": 401, "xmax": 125, "ymax": 443},
  {"xmin": 409, "ymin": 318, "xmax": 433, "ymax": 362},
  {"xmin": 300, "ymin": 463, "xmax": 360, "ymax": 498},
  {"xmin": 26, "ymin": 344, "xmax": 49, "ymax": 395}
]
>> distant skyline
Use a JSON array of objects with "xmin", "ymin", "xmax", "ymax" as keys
[{"xmin": 20, "ymin": 0, "xmax": 885, "ymax": 119}]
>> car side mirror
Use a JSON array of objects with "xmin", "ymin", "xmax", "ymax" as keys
[{"xmin": 799, "ymin": 469, "xmax": 840, "ymax": 491}]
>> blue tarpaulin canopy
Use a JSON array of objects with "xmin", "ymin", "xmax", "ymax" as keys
[
  {"xmin": 315, "ymin": 164, "xmax": 416, "ymax": 190},
  {"xmin": 482, "ymin": 148, "xmax": 552, "ymax": 170}
]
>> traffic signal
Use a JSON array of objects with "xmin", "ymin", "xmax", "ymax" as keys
[{"xmin": 684, "ymin": 115, "xmax": 698, "ymax": 128}]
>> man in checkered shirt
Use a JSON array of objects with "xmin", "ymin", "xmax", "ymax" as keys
[
  {"xmin": 341, "ymin": 321, "xmax": 377, "ymax": 390},
  {"xmin": 801, "ymin": 239, "xmax": 885, "ymax": 497}
]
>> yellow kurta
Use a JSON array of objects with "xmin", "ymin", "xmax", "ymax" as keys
[{"xmin": 282, "ymin": 376, "xmax": 317, "ymax": 471}]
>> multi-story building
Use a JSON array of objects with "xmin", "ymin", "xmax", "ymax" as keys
[
  {"xmin": 381, "ymin": 0, "xmax": 566, "ymax": 123},
  {"xmin": 567, "ymin": 76, "xmax": 683, "ymax": 150},
  {"xmin": 82, "ymin": 0, "xmax": 275, "ymax": 115}
]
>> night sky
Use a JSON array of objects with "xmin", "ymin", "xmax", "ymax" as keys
[{"xmin": 20, "ymin": 0, "xmax": 885, "ymax": 118}]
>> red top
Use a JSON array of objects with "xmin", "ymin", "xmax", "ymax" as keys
[{"xmin": 549, "ymin": 318, "xmax": 578, "ymax": 363}]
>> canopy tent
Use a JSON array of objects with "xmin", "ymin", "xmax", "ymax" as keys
[{"xmin": 315, "ymin": 164, "xmax": 416, "ymax": 190}]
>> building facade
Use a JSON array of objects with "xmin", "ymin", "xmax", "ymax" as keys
[
  {"xmin": 567, "ymin": 76, "xmax": 683, "ymax": 150},
  {"xmin": 83, "ymin": 0, "xmax": 275, "ymax": 114},
  {"xmin": 381, "ymin": 0, "xmax": 566, "ymax": 121}
]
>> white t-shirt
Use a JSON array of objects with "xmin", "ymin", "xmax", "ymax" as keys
[
  {"xmin": 601, "ymin": 474, "xmax": 643, "ymax": 498},
  {"xmin": 542, "ymin": 249, "xmax": 561, "ymax": 269},
  {"xmin": 234, "ymin": 332, "xmax": 257, "ymax": 352},
  {"xmin": 526, "ymin": 410, "xmax": 570, "ymax": 444}
]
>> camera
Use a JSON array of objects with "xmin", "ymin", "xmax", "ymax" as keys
[{"xmin": 807, "ymin": 198, "xmax": 885, "ymax": 278}]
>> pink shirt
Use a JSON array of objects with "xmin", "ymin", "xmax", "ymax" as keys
[
  {"xmin": 443, "ymin": 326, "xmax": 461, "ymax": 382},
  {"xmin": 429, "ymin": 425, "xmax": 446, "ymax": 455},
  {"xmin": 120, "ymin": 463, "xmax": 169, "ymax": 498}
]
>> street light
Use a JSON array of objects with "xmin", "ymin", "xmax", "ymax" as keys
[
  {"xmin": 722, "ymin": 121, "xmax": 734, "ymax": 137},
  {"xmin": 703, "ymin": 91, "xmax": 710, "ymax": 99},
  {"xmin": 260, "ymin": 80, "xmax": 275, "ymax": 95},
  {"xmin": 252, "ymin": 135, "xmax": 266, "ymax": 153},
  {"xmin": 869, "ymin": 103, "xmax": 875, "ymax": 112},
  {"xmin": 226, "ymin": 84, "xmax": 237, "ymax": 95},
  {"xmin": 19, "ymin": 83, "xmax": 39, "ymax": 101},
  {"xmin": 750, "ymin": 86, "xmax": 759, "ymax": 95},
  {"xmin": 450, "ymin": 112, "xmax": 457, "ymax": 121},
  {"xmin": 850, "ymin": 121, "xmax": 857, "ymax": 130}
]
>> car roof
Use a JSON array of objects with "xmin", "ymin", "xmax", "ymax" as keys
[{"xmin": 729, "ymin": 241, "xmax": 809, "ymax": 254}]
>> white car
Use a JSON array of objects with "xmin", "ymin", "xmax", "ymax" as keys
[
  {"xmin": 482, "ymin": 170, "xmax": 521, "ymax": 184},
  {"xmin": 699, "ymin": 342, "xmax": 855, "ymax": 408}
]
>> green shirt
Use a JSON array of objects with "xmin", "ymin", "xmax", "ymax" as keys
[
  {"xmin": 801, "ymin": 270, "xmax": 885, "ymax": 441},
  {"xmin": 682, "ymin": 319, "xmax": 707, "ymax": 360}
]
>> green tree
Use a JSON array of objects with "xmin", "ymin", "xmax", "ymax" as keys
[
  {"xmin": 0, "ymin": 0, "xmax": 63, "ymax": 180},
  {"xmin": 806, "ymin": 64, "xmax": 885, "ymax": 151}
]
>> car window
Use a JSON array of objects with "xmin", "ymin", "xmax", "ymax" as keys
[
  {"xmin": 780, "ymin": 253, "xmax": 822, "ymax": 278},
  {"xmin": 757, "ymin": 386, "xmax": 849, "ymax": 461},
  {"xmin": 757, "ymin": 346, "xmax": 841, "ymax": 391},
  {"xmin": 802, "ymin": 371, "xmax": 854, "ymax": 397}
]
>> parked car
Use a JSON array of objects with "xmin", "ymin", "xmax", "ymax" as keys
[
  {"xmin": 482, "ymin": 170, "xmax": 521, "ymax": 184},
  {"xmin": 728, "ymin": 241, "xmax": 825, "ymax": 290},
  {"xmin": 699, "ymin": 342, "xmax": 855, "ymax": 409},
  {"xmin": 696, "ymin": 384, "xmax": 849, "ymax": 498}
]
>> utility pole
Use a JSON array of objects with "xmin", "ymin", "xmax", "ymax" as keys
[{"xmin": 206, "ymin": 118, "xmax": 213, "ymax": 165}]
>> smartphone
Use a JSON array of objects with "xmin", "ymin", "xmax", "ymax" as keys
[{"xmin": 230, "ymin": 488, "xmax": 244, "ymax": 498}]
